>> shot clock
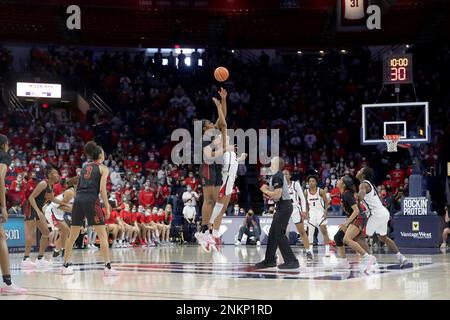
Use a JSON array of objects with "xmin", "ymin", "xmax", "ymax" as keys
[{"xmin": 383, "ymin": 54, "xmax": 413, "ymax": 84}]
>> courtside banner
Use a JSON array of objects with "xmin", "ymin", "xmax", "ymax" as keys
[
  {"xmin": 392, "ymin": 215, "xmax": 445, "ymax": 248},
  {"xmin": 401, "ymin": 197, "xmax": 429, "ymax": 215},
  {"xmin": 3, "ymin": 215, "xmax": 26, "ymax": 248}
]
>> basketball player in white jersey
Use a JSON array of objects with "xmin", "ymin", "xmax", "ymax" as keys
[
  {"xmin": 305, "ymin": 175, "xmax": 331, "ymax": 257},
  {"xmin": 283, "ymin": 169, "xmax": 313, "ymax": 262},
  {"xmin": 356, "ymin": 166, "xmax": 408, "ymax": 267},
  {"xmin": 45, "ymin": 176, "xmax": 78, "ymax": 260},
  {"xmin": 208, "ymin": 97, "xmax": 247, "ymax": 248}
]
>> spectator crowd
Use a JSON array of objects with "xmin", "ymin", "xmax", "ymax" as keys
[{"xmin": 0, "ymin": 42, "xmax": 447, "ymax": 234}]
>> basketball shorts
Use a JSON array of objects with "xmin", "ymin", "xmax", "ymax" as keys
[
  {"xmin": 44, "ymin": 206, "xmax": 58, "ymax": 231},
  {"xmin": 71, "ymin": 195, "xmax": 105, "ymax": 227},
  {"xmin": 291, "ymin": 206, "xmax": 303, "ymax": 224},
  {"xmin": 23, "ymin": 200, "xmax": 41, "ymax": 221},
  {"xmin": 365, "ymin": 211, "xmax": 389, "ymax": 236},
  {"xmin": 218, "ymin": 173, "xmax": 236, "ymax": 199},
  {"xmin": 200, "ymin": 163, "xmax": 222, "ymax": 187},
  {"xmin": 308, "ymin": 209, "xmax": 327, "ymax": 227},
  {"xmin": 348, "ymin": 213, "xmax": 367, "ymax": 230}
]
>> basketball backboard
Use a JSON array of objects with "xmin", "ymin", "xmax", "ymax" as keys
[{"xmin": 361, "ymin": 102, "xmax": 429, "ymax": 144}]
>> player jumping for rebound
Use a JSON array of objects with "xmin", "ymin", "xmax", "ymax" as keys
[
  {"xmin": 305, "ymin": 175, "xmax": 331, "ymax": 257},
  {"xmin": 356, "ymin": 166, "xmax": 408, "ymax": 268},
  {"xmin": 208, "ymin": 97, "xmax": 247, "ymax": 248},
  {"xmin": 195, "ymin": 88, "xmax": 233, "ymax": 252},
  {"xmin": 283, "ymin": 169, "xmax": 313, "ymax": 262}
]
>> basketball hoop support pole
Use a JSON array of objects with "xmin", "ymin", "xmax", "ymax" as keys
[{"xmin": 395, "ymin": 84, "xmax": 400, "ymax": 103}]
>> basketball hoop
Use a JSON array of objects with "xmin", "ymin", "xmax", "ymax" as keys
[{"xmin": 384, "ymin": 134, "xmax": 401, "ymax": 152}]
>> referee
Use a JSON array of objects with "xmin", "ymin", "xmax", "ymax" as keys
[{"xmin": 257, "ymin": 157, "xmax": 299, "ymax": 270}]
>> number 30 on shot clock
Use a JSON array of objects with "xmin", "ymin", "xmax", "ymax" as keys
[{"xmin": 383, "ymin": 54, "xmax": 413, "ymax": 84}]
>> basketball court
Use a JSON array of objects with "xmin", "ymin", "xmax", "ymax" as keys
[
  {"xmin": 0, "ymin": 0, "xmax": 448, "ymax": 305},
  {"xmin": 2, "ymin": 246, "xmax": 449, "ymax": 300}
]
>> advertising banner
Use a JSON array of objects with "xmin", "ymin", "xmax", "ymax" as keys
[
  {"xmin": 392, "ymin": 215, "xmax": 445, "ymax": 248},
  {"xmin": 3, "ymin": 215, "xmax": 26, "ymax": 248}
]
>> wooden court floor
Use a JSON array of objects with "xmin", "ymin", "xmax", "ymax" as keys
[{"xmin": 1, "ymin": 245, "xmax": 449, "ymax": 300}]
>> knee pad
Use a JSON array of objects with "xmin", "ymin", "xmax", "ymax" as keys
[{"xmin": 334, "ymin": 230, "xmax": 345, "ymax": 247}]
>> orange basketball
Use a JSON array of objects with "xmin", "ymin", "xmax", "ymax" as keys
[{"xmin": 214, "ymin": 67, "xmax": 229, "ymax": 82}]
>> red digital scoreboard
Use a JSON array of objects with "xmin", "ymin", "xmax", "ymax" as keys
[{"xmin": 383, "ymin": 54, "xmax": 413, "ymax": 85}]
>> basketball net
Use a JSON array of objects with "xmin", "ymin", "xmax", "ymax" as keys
[{"xmin": 383, "ymin": 134, "xmax": 401, "ymax": 152}]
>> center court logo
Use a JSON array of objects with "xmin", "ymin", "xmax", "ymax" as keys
[{"xmin": 170, "ymin": 121, "xmax": 279, "ymax": 165}]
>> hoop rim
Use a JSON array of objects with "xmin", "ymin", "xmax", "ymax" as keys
[
  {"xmin": 383, "ymin": 134, "xmax": 401, "ymax": 141},
  {"xmin": 383, "ymin": 134, "xmax": 401, "ymax": 152}
]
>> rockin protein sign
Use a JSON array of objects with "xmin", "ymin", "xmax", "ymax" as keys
[{"xmin": 402, "ymin": 197, "xmax": 429, "ymax": 216}]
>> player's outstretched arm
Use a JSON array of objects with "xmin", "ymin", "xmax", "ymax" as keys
[
  {"xmin": 237, "ymin": 153, "xmax": 248, "ymax": 162},
  {"xmin": 212, "ymin": 97, "xmax": 227, "ymax": 150},
  {"xmin": 219, "ymin": 87, "xmax": 227, "ymax": 119}
]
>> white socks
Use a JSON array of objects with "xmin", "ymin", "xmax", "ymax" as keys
[
  {"xmin": 396, "ymin": 252, "xmax": 405, "ymax": 260},
  {"xmin": 212, "ymin": 229, "xmax": 219, "ymax": 238},
  {"xmin": 308, "ymin": 227, "xmax": 316, "ymax": 244},
  {"xmin": 210, "ymin": 203, "xmax": 224, "ymax": 225}
]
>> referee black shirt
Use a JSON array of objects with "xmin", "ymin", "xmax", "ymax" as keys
[{"xmin": 270, "ymin": 171, "xmax": 291, "ymax": 203}]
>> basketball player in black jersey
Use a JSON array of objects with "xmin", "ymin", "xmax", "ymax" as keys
[
  {"xmin": 0, "ymin": 134, "xmax": 26, "ymax": 294},
  {"xmin": 61, "ymin": 141, "xmax": 118, "ymax": 276},
  {"xmin": 195, "ymin": 87, "xmax": 233, "ymax": 252},
  {"xmin": 333, "ymin": 175, "xmax": 374, "ymax": 270},
  {"xmin": 22, "ymin": 164, "xmax": 61, "ymax": 269}
]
